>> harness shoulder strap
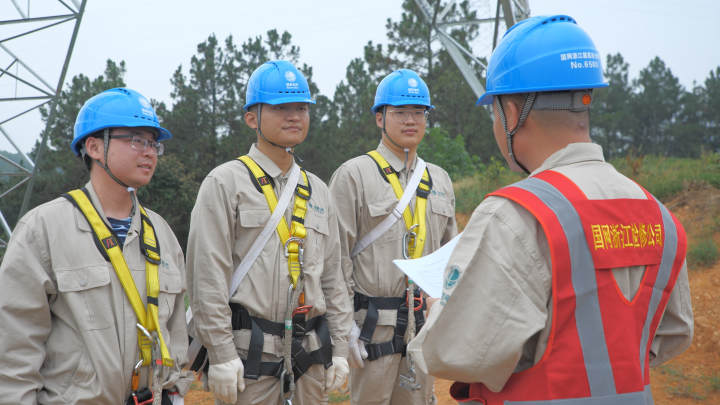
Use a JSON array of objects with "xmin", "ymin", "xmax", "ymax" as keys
[
  {"xmin": 350, "ymin": 151, "xmax": 429, "ymax": 258},
  {"xmin": 63, "ymin": 189, "xmax": 174, "ymax": 368}
]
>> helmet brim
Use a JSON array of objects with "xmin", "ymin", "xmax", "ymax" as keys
[{"xmin": 244, "ymin": 96, "xmax": 316, "ymax": 111}]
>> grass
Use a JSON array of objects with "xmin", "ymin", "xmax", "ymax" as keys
[
  {"xmin": 611, "ymin": 152, "xmax": 720, "ymax": 202},
  {"xmin": 657, "ymin": 364, "xmax": 720, "ymax": 400},
  {"xmin": 708, "ymin": 373, "xmax": 720, "ymax": 392},
  {"xmin": 455, "ymin": 152, "xmax": 720, "ymax": 215},
  {"xmin": 688, "ymin": 239, "xmax": 720, "ymax": 268}
]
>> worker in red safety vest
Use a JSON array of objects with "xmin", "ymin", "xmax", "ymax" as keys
[{"xmin": 407, "ymin": 14, "xmax": 693, "ymax": 405}]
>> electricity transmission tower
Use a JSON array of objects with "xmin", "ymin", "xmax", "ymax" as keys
[
  {"xmin": 0, "ymin": 0, "xmax": 86, "ymax": 247},
  {"xmin": 413, "ymin": 0, "xmax": 530, "ymax": 99}
]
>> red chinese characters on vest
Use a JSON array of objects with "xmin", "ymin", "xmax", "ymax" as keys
[{"xmin": 451, "ymin": 170, "xmax": 686, "ymax": 405}]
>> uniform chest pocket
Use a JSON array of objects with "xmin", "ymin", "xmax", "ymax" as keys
[
  {"xmin": 302, "ymin": 210, "xmax": 329, "ymax": 266},
  {"xmin": 367, "ymin": 197, "xmax": 403, "ymax": 242},
  {"xmin": 430, "ymin": 195, "xmax": 454, "ymax": 218},
  {"xmin": 238, "ymin": 209, "xmax": 270, "ymax": 228},
  {"xmin": 56, "ymin": 266, "xmax": 112, "ymax": 330},
  {"xmin": 158, "ymin": 266, "xmax": 184, "ymax": 323}
]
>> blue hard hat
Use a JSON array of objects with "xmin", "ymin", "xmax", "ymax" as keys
[
  {"xmin": 371, "ymin": 69, "xmax": 434, "ymax": 113},
  {"xmin": 71, "ymin": 87, "xmax": 172, "ymax": 156},
  {"xmin": 243, "ymin": 60, "xmax": 315, "ymax": 110},
  {"xmin": 476, "ymin": 15, "xmax": 608, "ymax": 106}
]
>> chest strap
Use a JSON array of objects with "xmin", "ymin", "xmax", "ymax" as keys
[
  {"xmin": 237, "ymin": 155, "xmax": 310, "ymax": 289},
  {"xmin": 228, "ymin": 303, "xmax": 332, "ymax": 391},
  {"xmin": 353, "ymin": 291, "xmax": 426, "ymax": 360},
  {"xmin": 367, "ymin": 150, "xmax": 432, "ymax": 259},
  {"xmin": 63, "ymin": 188, "xmax": 173, "ymax": 368}
]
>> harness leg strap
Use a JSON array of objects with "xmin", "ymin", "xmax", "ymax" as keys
[
  {"xmin": 359, "ymin": 299, "xmax": 378, "ymax": 343},
  {"xmin": 244, "ymin": 319, "xmax": 264, "ymax": 380}
]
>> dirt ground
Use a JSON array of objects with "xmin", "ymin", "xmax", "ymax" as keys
[{"xmin": 186, "ymin": 186, "xmax": 720, "ymax": 404}]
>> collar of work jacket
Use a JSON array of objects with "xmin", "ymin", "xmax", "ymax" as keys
[
  {"xmin": 376, "ymin": 141, "xmax": 419, "ymax": 175},
  {"xmin": 248, "ymin": 143, "xmax": 299, "ymax": 181},
  {"xmin": 531, "ymin": 142, "xmax": 605, "ymax": 176},
  {"xmin": 74, "ymin": 181, "xmax": 143, "ymax": 246}
]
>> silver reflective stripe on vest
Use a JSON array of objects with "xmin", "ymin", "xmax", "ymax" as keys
[
  {"xmin": 639, "ymin": 198, "xmax": 678, "ymax": 374},
  {"xmin": 504, "ymin": 384, "xmax": 654, "ymax": 405},
  {"xmin": 517, "ymin": 177, "xmax": 615, "ymax": 396},
  {"xmin": 505, "ymin": 177, "xmax": 677, "ymax": 405}
]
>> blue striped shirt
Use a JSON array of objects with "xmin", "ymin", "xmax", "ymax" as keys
[{"xmin": 107, "ymin": 217, "xmax": 132, "ymax": 246}]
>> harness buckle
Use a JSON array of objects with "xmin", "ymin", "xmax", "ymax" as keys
[{"xmin": 284, "ymin": 237, "xmax": 305, "ymax": 265}]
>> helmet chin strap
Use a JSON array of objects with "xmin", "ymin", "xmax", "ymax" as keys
[
  {"xmin": 256, "ymin": 104, "xmax": 303, "ymax": 163},
  {"xmin": 92, "ymin": 129, "xmax": 137, "ymax": 216},
  {"xmin": 496, "ymin": 94, "xmax": 536, "ymax": 175},
  {"xmin": 381, "ymin": 106, "xmax": 410, "ymax": 170}
]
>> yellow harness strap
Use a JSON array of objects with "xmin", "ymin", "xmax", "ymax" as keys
[
  {"xmin": 65, "ymin": 189, "xmax": 174, "ymax": 368},
  {"xmin": 367, "ymin": 150, "xmax": 431, "ymax": 259},
  {"xmin": 237, "ymin": 155, "xmax": 310, "ymax": 288}
]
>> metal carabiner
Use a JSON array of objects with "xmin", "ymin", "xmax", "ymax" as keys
[
  {"xmin": 279, "ymin": 368, "xmax": 295, "ymax": 405},
  {"xmin": 398, "ymin": 354, "xmax": 422, "ymax": 391},
  {"xmin": 284, "ymin": 236, "xmax": 305, "ymax": 265},
  {"xmin": 402, "ymin": 224, "xmax": 419, "ymax": 259}
]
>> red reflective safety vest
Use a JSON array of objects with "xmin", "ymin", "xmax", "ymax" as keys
[{"xmin": 451, "ymin": 170, "xmax": 686, "ymax": 405}]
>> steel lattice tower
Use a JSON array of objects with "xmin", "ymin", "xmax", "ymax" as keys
[
  {"xmin": 413, "ymin": 0, "xmax": 530, "ymax": 101},
  {"xmin": 0, "ymin": 0, "xmax": 86, "ymax": 247}
]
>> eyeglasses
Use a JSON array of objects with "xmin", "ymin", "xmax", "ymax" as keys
[
  {"xmin": 111, "ymin": 135, "xmax": 164, "ymax": 156},
  {"xmin": 386, "ymin": 108, "xmax": 428, "ymax": 121}
]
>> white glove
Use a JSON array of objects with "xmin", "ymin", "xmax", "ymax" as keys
[
  {"xmin": 348, "ymin": 323, "xmax": 368, "ymax": 369},
  {"xmin": 169, "ymin": 393, "xmax": 184, "ymax": 405},
  {"xmin": 325, "ymin": 356, "xmax": 350, "ymax": 392},
  {"xmin": 208, "ymin": 357, "xmax": 245, "ymax": 404}
]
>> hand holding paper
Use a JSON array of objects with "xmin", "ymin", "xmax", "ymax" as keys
[{"xmin": 392, "ymin": 232, "xmax": 462, "ymax": 298}]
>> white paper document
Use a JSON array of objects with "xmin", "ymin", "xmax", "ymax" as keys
[{"xmin": 392, "ymin": 232, "xmax": 463, "ymax": 298}]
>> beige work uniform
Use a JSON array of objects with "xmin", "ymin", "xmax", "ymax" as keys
[
  {"xmin": 0, "ymin": 182, "xmax": 193, "ymax": 405},
  {"xmin": 187, "ymin": 144, "xmax": 353, "ymax": 405},
  {"xmin": 409, "ymin": 143, "xmax": 694, "ymax": 393},
  {"xmin": 329, "ymin": 142, "xmax": 458, "ymax": 405}
]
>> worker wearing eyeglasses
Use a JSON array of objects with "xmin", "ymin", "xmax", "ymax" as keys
[
  {"xmin": 0, "ymin": 88, "xmax": 193, "ymax": 404},
  {"xmin": 329, "ymin": 69, "xmax": 458, "ymax": 405}
]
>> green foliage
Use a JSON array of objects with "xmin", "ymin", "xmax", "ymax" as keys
[
  {"xmin": 453, "ymin": 156, "xmax": 523, "ymax": 214},
  {"xmin": 611, "ymin": 152, "xmax": 720, "ymax": 201},
  {"xmin": 688, "ymin": 239, "xmax": 719, "ymax": 269},
  {"xmin": 417, "ymin": 127, "xmax": 476, "ymax": 180}
]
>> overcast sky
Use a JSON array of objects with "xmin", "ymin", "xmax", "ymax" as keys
[{"xmin": 1, "ymin": 0, "xmax": 719, "ymax": 154}]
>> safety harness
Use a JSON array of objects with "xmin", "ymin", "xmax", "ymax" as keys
[
  {"xmin": 63, "ymin": 188, "xmax": 173, "ymax": 403},
  {"xmin": 353, "ymin": 151, "xmax": 431, "ymax": 363},
  {"xmin": 230, "ymin": 155, "xmax": 332, "ymax": 397},
  {"xmin": 367, "ymin": 150, "xmax": 431, "ymax": 259},
  {"xmin": 238, "ymin": 155, "xmax": 308, "ymax": 288}
]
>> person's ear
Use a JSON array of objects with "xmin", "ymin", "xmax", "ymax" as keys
[
  {"xmin": 84, "ymin": 137, "xmax": 104, "ymax": 161},
  {"xmin": 375, "ymin": 111, "xmax": 384, "ymax": 129},
  {"xmin": 245, "ymin": 111, "xmax": 258, "ymax": 130}
]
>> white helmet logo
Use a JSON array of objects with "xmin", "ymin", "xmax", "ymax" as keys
[
  {"xmin": 408, "ymin": 78, "xmax": 418, "ymax": 88},
  {"xmin": 285, "ymin": 71, "xmax": 297, "ymax": 82},
  {"xmin": 139, "ymin": 96, "xmax": 152, "ymax": 109},
  {"xmin": 138, "ymin": 96, "xmax": 154, "ymax": 117}
]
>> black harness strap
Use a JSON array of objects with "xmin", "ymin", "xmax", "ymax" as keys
[
  {"xmin": 353, "ymin": 291, "xmax": 426, "ymax": 361},
  {"xmin": 229, "ymin": 303, "xmax": 332, "ymax": 389}
]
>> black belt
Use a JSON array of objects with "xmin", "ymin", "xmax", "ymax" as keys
[
  {"xmin": 353, "ymin": 290, "xmax": 426, "ymax": 361},
  {"xmin": 229, "ymin": 303, "xmax": 332, "ymax": 389}
]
